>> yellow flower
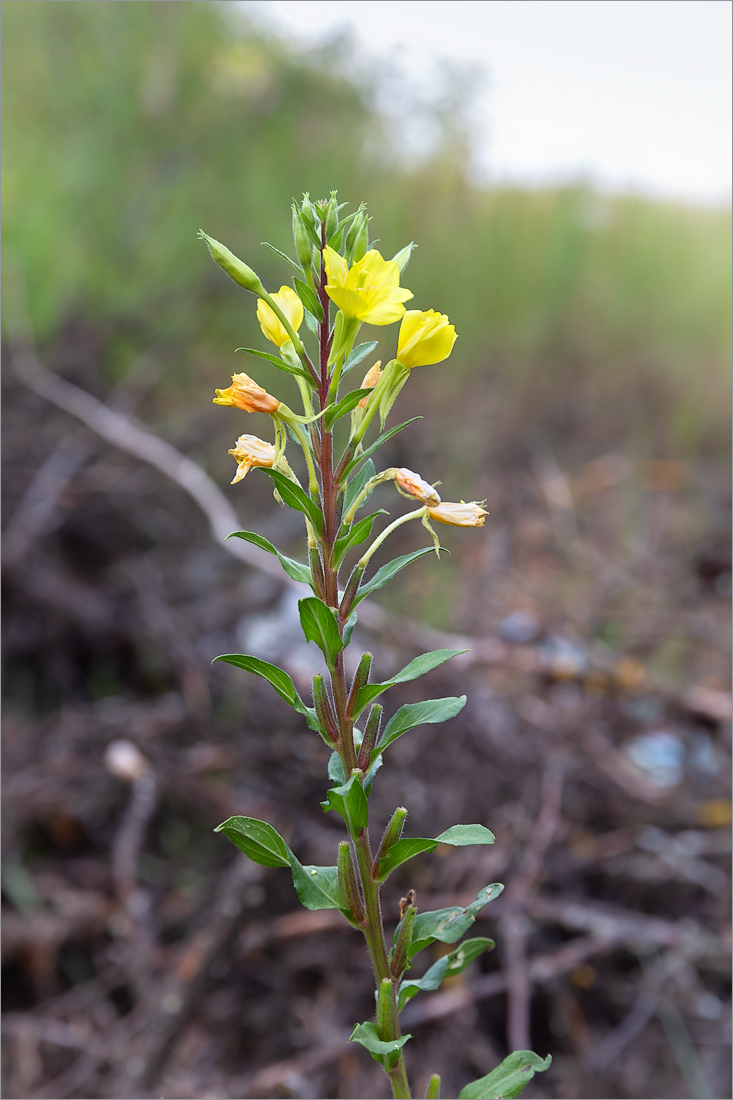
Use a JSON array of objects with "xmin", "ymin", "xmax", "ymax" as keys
[
  {"xmin": 358, "ymin": 361, "xmax": 382, "ymax": 407},
  {"xmin": 256, "ymin": 286, "xmax": 304, "ymax": 348},
  {"xmin": 228, "ymin": 435, "xmax": 277, "ymax": 484},
  {"xmin": 323, "ymin": 247, "xmax": 413, "ymax": 325},
  {"xmin": 427, "ymin": 501, "xmax": 488, "ymax": 527},
  {"xmin": 394, "ymin": 467, "xmax": 441, "ymax": 507},
  {"xmin": 213, "ymin": 373, "xmax": 281, "ymax": 414},
  {"xmin": 396, "ymin": 309, "xmax": 457, "ymax": 368}
]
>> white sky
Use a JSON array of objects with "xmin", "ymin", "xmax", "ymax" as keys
[{"xmin": 244, "ymin": 0, "xmax": 732, "ymax": 205}]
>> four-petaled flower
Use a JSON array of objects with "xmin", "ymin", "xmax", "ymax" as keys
[
  {"xmin": 323, "ymin": 247, "xmax": 413, "ymax": 325},
  {"xmin": 256, "ymin": 286, "xmax": 304, "ymax": 348},
  {"xmin": 397, "ymin": 309, "xmax": 457, "ymax": 369},
  {"xmin": 213, "ymin": 373, "xmax": 281, "ymax": 414},
  {"xmin": 394, "ymin": 467, "xmax": 441, "ymax": 507},
  {"xmin": 427, "ymin": 501, "xmax": 488, "ymax": 527}
]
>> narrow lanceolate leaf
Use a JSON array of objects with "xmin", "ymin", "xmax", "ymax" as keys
[
  {"xmin": 371, "ymin": 696, "xmax": 467, "ymax": 763},
  {"xmin": 354, "ymin": 648, "xmax": 467, "ymax": 716},
  {"xmin": 398, "ymin": 937, "xmax": 494, "ymax": 1011},
  {"xmin": 349, "ymin": 1021, "xmax": 412, "ymax": 1057},
  {"xmin": 228, "ymin": 530, "xmax": 313, "ymax": 586},
  {"xmin": 260, "ymin": 468, "xmax": 323, "ymax": 533},
  {"xmin": 324, "ymin": 389, "xmax": 373, "ymax": 431},
  {"xmin": 374, "ymin": 824, "xmax": 494, "ymax": 881},
  {"xmin": 401, "ymin": 883, "xmax": 504, "ymax": 963},
  {"xmin": 342, "ymin": 340, "xmax": 378, "ymax": 376},
  {"xmin": 321, "ymin": 772, "xmax": 369, "ymax": 837},
  {"xmin": 288, "ymin": 856, "xmax": 346, "ymax": 912},
  {"xmin": 234, "ymin": 346, "xmax": 310, "ymax": 378},
  {"xmin": 354, "ymin": 547, "xmax": 437, "ymax": 607},
  {"xmin": 298, "ymin": 597, "xmax": 343, "ymax": 670},
  {"xmin": 343, "ymin": 417, "xmax": 422, "ymax": 477},
  {"xmin": 260, "ymin": 241, "xmax": 303, "ymax": 273},
  {"xmin": 294, "ymin": 277, "xmax": 324, "ymax": 322},
  {"xmin": 214, "ymin": 816, "xmax": 291, "ymax": 868},
  {"xmin": 213, "ymin": 654, "xmax": 319, "ymax": 731},
  {"xmin": 334, "ymin": 510, "xmax": 387, "ymax": 568},
  {"xmin": 458, "ymin": 1052, "xmax": 552, "ymax": 1099},
  {"xmin": 342, "ymin": 458, "xmax": 376, "ymax": 518}
]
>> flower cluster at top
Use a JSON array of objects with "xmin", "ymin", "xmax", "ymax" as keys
[{"xmin": 198, "ymin": 194, "xmax": 486, "ymax": 539}]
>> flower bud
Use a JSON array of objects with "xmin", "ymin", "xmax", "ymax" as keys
[
  {"xmin": 394, "ymin": 468, "xmax": 441, "ymax": 507},
  {"xmin": 325, "ymin": 192, "xmax": 339, "ymax": 240},
  {"xmin": 312, "ymin": 674, "xmax": 338, "ymax": 744},
  {"xmin": 372, "ymin": 806, "xmax": 407, "ymax": 881},
  {"xmin": 291, "ymin": 202, "xmax": 312, "ymax": 268},
  {"xmin": 198, "ymin": 230, "xmax": 263, "ymax": 294},
  {"xmin": 345, "ymin": 208, "xmax": 365, "ymax": 258},
  {"xmin": 338, "ymin": 841, "xmax": 366, "ymax": 925},
  {"xmin": 351, "ymin": 215, "xmax": 370, "ymax": 263},
  {"xmin": 339, "ymin": 564, "xmax": 365, "ymax": 621},
  {"xmin": 356, "ymin": 703, "xmax": 382, "ymax": 771},
  {"xmin": 213, "ymin": 373, "xmax": 281, "ymax": 414},
  {"xmin": 376, "ymin": 976, "xmax": 397, "ymax": 1041},
  {"xmin": 346, "ymin": 651, "xmax": 373, "ymax": 717},
  {"xmin": 390, "ymin": 902, "xmax": 416, "ymax": 978},
  {"xmin": 391, "ymin": 242, "xmax": 417, "ymax": 274},
  {"xmin": 427, "ymin": 501, "xmax": 488, "ymax": 527},
  {"xmin": 425, "ymin": 1073, "xmax": 441, "ymax": 1099}
]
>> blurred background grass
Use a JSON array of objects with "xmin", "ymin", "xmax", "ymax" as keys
[{"xmin": 3, "ymin": 0, "xmax": 730, "ymax": 464}]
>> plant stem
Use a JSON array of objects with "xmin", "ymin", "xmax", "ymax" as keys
[{"xmin": 311, "ymin": 229, "xmax": 411, "ymax": 1098}]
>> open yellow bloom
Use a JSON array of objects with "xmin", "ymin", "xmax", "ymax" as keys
[
  {"xmin": 357, "ymin": 361, "xmax": 382, "ymax": 407},
  {"xmin": 394, "ymin": 467, "xmax": 441, "ymax": 507},
  {"xmin": 228, "ymin": 435, "xmax": 277, "ymax": 484},
  {"xmin": 427, "ymin": 501, "xmax": 488, "ymax": 527},
  {"xmin": 396, "ymin": 309, "xmax": 457, "ymax": 368},
  {"xmin": 323, "ymin": 246, "xmax": 413, "ymax": 325},
  {"xmin": 256, "ymin": 286, "xmax": 303, "ymax": 348},
  {"xmin": 213, "ymin": 373, "xmax": 281, "ymax": 414}
]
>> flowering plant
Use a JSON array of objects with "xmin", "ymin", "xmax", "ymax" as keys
[{"xmin": 199, "ymin": 195, "xmax": 550, "ymax": 1100}]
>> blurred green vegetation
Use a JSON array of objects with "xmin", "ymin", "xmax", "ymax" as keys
[{"xmin": 3, "ymin": 0, "xmax": 730, "ymax": 461}]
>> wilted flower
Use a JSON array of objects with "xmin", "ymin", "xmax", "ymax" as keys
[
  {"xmin": 323, "ymin": 247, "xmax": 413, "ymax": 325},
  {"xmin": 256, "ymin": 286, "xmax": 304, "ymax": 348},
  {"xmin": 228, "ymin": 434, "xmax": 277, "ymax": 484},
  {"xmin": 396, "ymin": 309, "xmax": 457, "ymax": 369},
  {"xmin": 394, "ymin": 467, "xmax": 441, "ymax": 507},
  {"xmin": 427, "ymin": 501, "xmax": 488, "ymax": 527},
  {"xmin": 358, "ymin": 361, "xmax": 382, "ymax": 407},
  {"xmin": 213, "ymin": 373, "xmax": 281, "ymax": 414}
]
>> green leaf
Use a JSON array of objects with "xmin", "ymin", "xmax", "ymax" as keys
[
  {"xmin": 342, "ymin": 607, "xmax": 358, "ymax": 648},
  {"xmin": 298, "ymin": 597, "xmax": 343, "ymax": 669},
  {"xmin": 343, "ymin": 418, "xmax": 422, "ymax": 477},
  {"xmin": 321, "ymin": 772, "xmax": 369, "ymax": 837},
  {"xmin": 402, "ymin": 883, "xmax": 504, "ymax": 962},
  {"xmin": 328, "ymin": 751, "xmax": 346, "ymax": 785},
  {"xmin": 398, "ymin": 937, "xmax": 494, "ymax": 1011},
  {"xmin": 375, "ymin": 824, "xmax": 495, "ymax": 880},
  {"xmin": 342, "ymin": 340, "xmax": 379, "ymax": 376},
  {"xmin": 373, "ymin": 696, "xmax": 467, "ymax": 762},
  {"xmin": 260, "ymin": 468, "xmax": 323, "ymax": 533},
  {"xmin": 342, "ymin": 458, "xmax": 376, "ymax": 517},
  {"xmin": 354, "ymin": 649, "xmax": 467, "ymax": 716},
  {"xmin": 294, "ymin": 277, "xmax": 324, "ymax": 322},
  {"xmin": 289, "ymin": 856, "xmax": 345, "ymax": 912},
  {"xmin": 458, "ymin": 1052, "xmax": 552, "ymax": 1099},
  {"xmin": 303, "ymin": 309, "xmax": 319, "ymax": 337},
  {"xmin": 234, "ymin": 346, "xmax": 310, "ymax": 379},
  {"xmin": 334, "ymin": 510, "xmax": 387, "ymax": 568},
  {"xmin": 349, "ymin": 1021, "xmax": 412, "ymax": 1057},
  {"xmin": 261, "ymin": 241, "xmax": 303, "ymax": 273},
  {"xmin": 354, "ymin": 547, "xmax": 436, "ymax": 607},
  {"xmin": 212, "ymin": 653, "xmax": 319, "ymax": 730},
  {"xmin": 214, "ymin": 815, "xmax": 291, "ymax": 868},
  {"xmin": 324, "ymin": 388, "xmax": 374, "ymax": 431},
  {"xmin": 227, "ymin": 530, "xmax": 312, "ymax": 586}
]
